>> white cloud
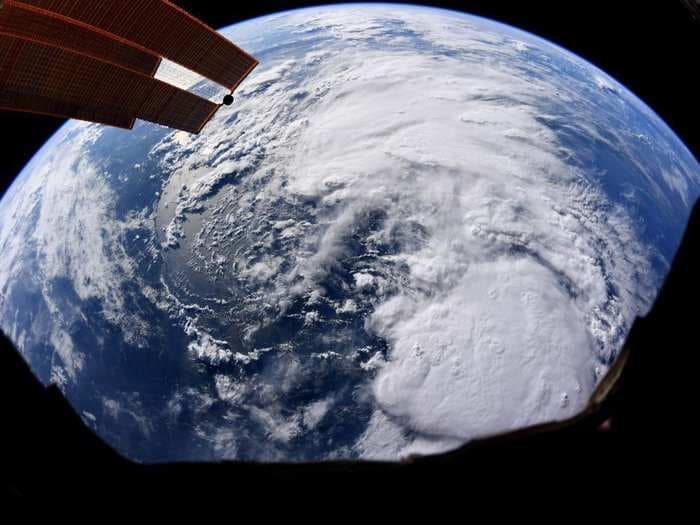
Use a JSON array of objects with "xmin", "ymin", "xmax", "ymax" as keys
[
  {"xmin": 371, "ymin": 257, "xmax": 596, "ymax": 442},
  {"xmin": 302, "ymin": 397, "xmax": 332, "ymax": 429},
  {"xmin": 184, "ymin": 317, "xmax": 233, "ymax": 365}
]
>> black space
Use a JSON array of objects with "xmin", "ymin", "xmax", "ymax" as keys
[{"xmin": 1, "ymin": 0, "xmax": 698, "ymax": 496}]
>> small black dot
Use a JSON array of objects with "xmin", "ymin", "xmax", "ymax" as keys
[{"xmin": 223, "ymin": 94, "xmax": 234, "ymax": 106}]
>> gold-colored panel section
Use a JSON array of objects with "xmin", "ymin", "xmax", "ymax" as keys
[
  {"xmin": 21, "ymin": 0, "xmax": 258, "ymax": 89},
  {"xmin": 0, "ymin": 0, "xmax": 161, "ymax": 75},
  {"xmin": 0, "ymin": 34, "xmax": 220, "ymax": 133}
]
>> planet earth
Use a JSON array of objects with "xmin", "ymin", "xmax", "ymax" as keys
[{"xmin": 0, "ymin": 4, "xmax": 698, "ymax": 462}]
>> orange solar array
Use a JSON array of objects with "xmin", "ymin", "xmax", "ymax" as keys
[
  {"xmin": 0, "ymin": 1, "xmax": 161, "ymax": 76},
  {"xmin": 0, "ymin": 34, "xmax": 219, "ymax": 133},
  {"xmin": 21, "ymin": 0, "xmax": 259, "ymax": 90},
  {"xmin": 0, "ymin": 0, "xmax": 258, "ymax": 133}
]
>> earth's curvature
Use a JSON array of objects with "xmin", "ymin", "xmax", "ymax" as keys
[{"xmin": 1, "ymin": 4, "xmax": 698, "ymax": 462}]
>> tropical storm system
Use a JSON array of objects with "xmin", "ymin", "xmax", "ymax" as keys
[{"xmin": 0, "ymin": 4, "xmax": 698, "ymax": 462}]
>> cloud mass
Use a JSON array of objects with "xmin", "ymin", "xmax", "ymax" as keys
[{"xmin": 1, "ymin": 5, "xmax": 698, "ymax": 461}]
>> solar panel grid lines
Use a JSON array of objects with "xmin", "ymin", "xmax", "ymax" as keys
[
  {"xmin": 0, "ymin": 34, "xmax": 218, "ymax": 133},
  {"xmin": 0, "ymin": 0, "xmax": 258, "ymax": 133},
  {"xmin": 0, "ymin": 0, "xmax": 162, "ymax": 76},
  {"xmin": 21, "ymin": 0, "xmax": 259, "ymax": 90},
  {"xmin": 137, "ymin": 79, "xmax": 219, "ymax": 134}
]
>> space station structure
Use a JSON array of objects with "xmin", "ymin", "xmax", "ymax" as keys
[{"xmin": 0, "ymin": 0, "xmax": 258, "ymax": 133}]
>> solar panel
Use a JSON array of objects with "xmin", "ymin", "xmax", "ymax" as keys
[
  {"xmin": 0, "ymin": 34, "xmax": 219, "ymax": 133},
  {"xmin": 0, "ymin": 0, "xmax": 258, "ymax": 133},
  {"xmin": 20, "ymin": 0, "xmax": 259, "ymax": 89},
  {"xmin": 0, "ymin": 0, "xmax": 161, "ymax": 76}
]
